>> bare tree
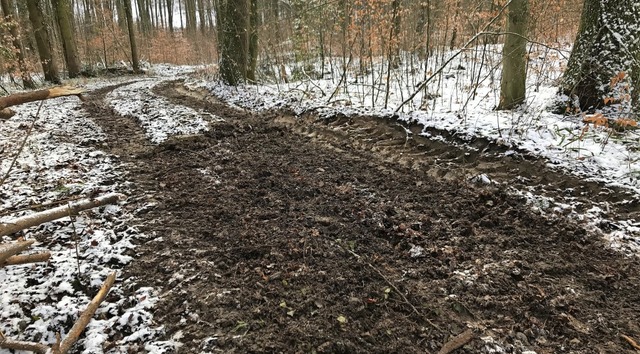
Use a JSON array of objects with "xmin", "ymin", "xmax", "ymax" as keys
[
  {"xmin": 52, "ymin": 0, "xmax": 82, "ymax": 78},
  {"xmin": 26, "ymin": 0, "xmax": 60, "ymax": 84},
  {"xmin": 498, "ymin": 0, "xmax": 529, "ymax": 110}
]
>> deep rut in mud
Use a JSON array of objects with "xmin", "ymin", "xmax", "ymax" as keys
[{"xmin": 84, "ymin": 80, "xmax": 640, "ymax": 353}]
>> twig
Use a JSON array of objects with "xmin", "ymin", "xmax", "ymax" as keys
[
  {"xmin": 0, "ymin": 100, "xmax": 44, "ymax": 188},
  {"xmin": 2, "ymin": 252, "xmax": 50, "ymax": 267},
  {"xmin": 53, "ymin": 272, "xmax": 116, "ymax": 354},
  {"xmin": 68, "ymin": 205, "xmax": 82, "ymax": 282},
  {"xmin": 335, "ymin": 242, "xmax": 440, "ymax": 330},
  {"xmin": 367, "ymin": 263, "xmax": 440, "ymax": 330},
  {"xmin": 0, "ymin": 240, "xmax": 35, "ymax": 264},
  {"xmin": 621, "ymin": 334, "xmax": 640, "ymax": 351},
  {"xmin": 438, "ymin": 329, "xmax": 475, "ymax": 354}
]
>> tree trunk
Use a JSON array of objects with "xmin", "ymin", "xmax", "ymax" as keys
[
  {"xmin": 561, "ymin": 0, "xmax": 640, "ymax": 111},
  {"xmin": 123, "ymin": 0, "xmax": 140, "ymax": 72},
  {"xmin": 185, "ymin": 0, "xmax": 197, "ymax": 34},
  {"xmin": 52, "ymin": 0, "xmax": 81, "ymax": 78},
  {"xmin": 218, "ymin": 0, "xmax": 250, "ymax": 85},
  {"xmin": 246, "ymin": 0, "xmax": 258, "ymax": 82},
  {"xmin": 26, "ymin": 0, "xmax": 60, "ymax": 84},
  {"xmin": 166, "ymin": 0, "xmax": 174, "ymax": 32},
  {"xmin": 1, "ymin": 0, "xmax": 36, "ymax": 88},
  {"xmin": 136, "ymin": 0, "xmax": 151, "ymax": 34},
  {"xmin": 115, "ymin": 0, "xmax": 126, "ymax": 30},
  {"xmin": 497, "ymin": 0, "xmax": 529, "ymax": 110},
  {"xmin": 197, "ymin": 0, "xmax": 206, "ymax": 34}
]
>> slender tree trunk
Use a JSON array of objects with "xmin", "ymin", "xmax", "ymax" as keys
[
  {"xmin": 197, "ymin": 0, "xmax": 206, "ymax": 34},
  {"xmin": 115, "ymin": 0, "xmax": 126, "ymax": 30},
  {"xmin": 166, "ymin": 0, "xmax": 174, "ymax": 32},
  {"xmin": 26, "ymin": 0, "xmax": 60, "ymax": 84},
  {"xmin": 136, "ymin": 0, "xmax": 151, "ymax": 34},
  {"xmin": 498, "ymin": 0, "xmax": 529, "ymax": 110},
  {"xmin": 123, "ymin": 0, "xmax": 140, "ymax": 72},
  {"xmin": 1, "ymin": 0, "xmax": 36, "ymax": 88},
  {"xmin": 246, "ymin": 0, "xmax": 258, "ymax": 82},
  {"xmin": 52, "ymin": 0, "xmax": 81, "ymax": 78},
  {"xmin": 185, "ymin": 0, "xmax": 196, "ymax": 34}
]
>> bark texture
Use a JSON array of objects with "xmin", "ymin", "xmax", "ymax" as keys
[
  {"xmin": 218, "ymin": 0, "xmax": 251, "ymax": 85},
  {"xmin": 52, "ymin": 0, "xmax": 81, "ymax": 78},
  {"xmin": 26, "ymin": 0, "xmax": 61, "ymax": 84},
  {"xmin": 498, "ymin": 0, "xmax": 529, "ymax": 110},
  {"xmin": 562, "ymin": 0, "xmax": 640, "ymax": 111}
]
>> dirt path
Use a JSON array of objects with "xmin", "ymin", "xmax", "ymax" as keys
[{"xmin": 84, "ymin": 80, "xmax": 640, "ymax": 353}]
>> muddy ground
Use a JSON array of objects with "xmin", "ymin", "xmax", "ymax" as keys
[{"xmin": 84, "ymin": 80, "xmax": 640, "ymax": 353}]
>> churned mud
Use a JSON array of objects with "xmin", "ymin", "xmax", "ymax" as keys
[{"xmin": 82, "ymin": 80, "xmax": 640, "ymax": 353}]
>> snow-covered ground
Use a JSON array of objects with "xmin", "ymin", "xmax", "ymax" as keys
[
  {"xmin": 0, "ymin": 73, "xmax": 199, "ymax": 353},
  {"xmin": 187, "ymin": 45, "xmax": 640, "ymax": 251}
]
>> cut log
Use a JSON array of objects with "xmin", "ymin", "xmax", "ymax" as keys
[
  {"xmin": 0, "ymin": 86, "xmax": 85, "ymax": 121},
  {"xmin": 0, "ymin": 240, "xmax": 35, "ymax": 264},
  {"xmin": 0, "ymin": 193, "xmax": 122, "ymax": 237},
  {"xmin": 1, "ymin": 252, "xmax": 51, "ymax": 267},
  {"xmin": 53, "ymin": 272, "xmax": 116, "ymax": 354}
]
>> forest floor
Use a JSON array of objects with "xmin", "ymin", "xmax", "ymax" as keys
[{"xmin": 75, "ymin": 78, "xmax": 640, "ymax": 353}]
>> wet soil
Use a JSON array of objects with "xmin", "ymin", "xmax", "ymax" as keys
[{"xmin": 84, "ymin": 80, "xmax": 640, "ymax": 353}]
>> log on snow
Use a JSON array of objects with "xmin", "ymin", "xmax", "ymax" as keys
[
  {"xmin": 0, "ymin": 193, "xmax": 122, "ymax": 237},
  {"xmin": 0, "ymin": 240, "xmax": 35, "ymax": 264},
  {"xmin": 0, "ymin": 86, "xmax": 85, "ymax": 120},
  {"xmin": 53, "ymin": 272, "xmax": 117, "ymax": 354},
  {"xmin": 1, "ymin": 252, "xmax": 51, "ymax": 267}
]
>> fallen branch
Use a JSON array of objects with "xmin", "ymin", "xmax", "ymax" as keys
[
  {"xmin": 2, "ymin": 252, "xmax": 51, "ymax": 267},
  {"xmin": 438, "ymin": 329, "xmax": 474, "ymax": 354},
  {"xmin": 53, "ymin": 272, "xmax": 116, "ymax": 354},
  {"xmin": 0, "ymin": 240, "xmax": 35, "ymax": 264},
  {"xmin": 0, "ymin": 332, "xmax": 49, "ymax": 354},
  {"xmin": 621, "ymin": 334, "xmax": 640, "ymax": 351},
  {"xmin": 0, "ymin": 193, "xmax": 122, "ymax": 237},
  {"xmin": 368, "ymin": 263, "xmax": 440, "ymax": 330},
  {"xmin": 0, "ymin": 86, "xmax": 85, "ymax": 120}
]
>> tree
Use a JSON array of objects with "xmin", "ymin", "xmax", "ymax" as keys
[
  {"xmin": 498, "ymin": 0, "xmax": 529, "ymax": 110},
  {"xmin": 1, "ymin": 0, "xmax": 36, "ymax": 88},
  {"xmin": 52, "ymin": 0, "xmax": 82, "ymax": 78},
  {"xmin": 217, "ymin": 0, "xmax": 252, "ymax": 85},
  {"xmin": 247, "ymin": 0, "xmax": 258, "ymax": 82},
  {"xmin": 123, "ymin": 0, "xmax": 140, "ymax": 72},
  {"xmin": 561, "ymin": 0, "xmax": 640, "ymax": 111},
  {"xmin": 26, "ymin": 0, "xmax": 60, "ymax": 84}
]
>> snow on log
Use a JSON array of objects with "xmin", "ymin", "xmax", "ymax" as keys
[
  {"xmin": 0, "ymin": 240, "xmax": 35, "ymax": 264},
  {"xmin": 0, "ymin": 86, "xmax": 85, "ymax": 120},
  {"xmin": 0, "ymin": 193, "xmax": 122, "ymax": 237}
]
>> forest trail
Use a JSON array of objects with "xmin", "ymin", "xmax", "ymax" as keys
[{"xmin": 83, "ymin": 80, "xmax": 640, "ymax": 353}]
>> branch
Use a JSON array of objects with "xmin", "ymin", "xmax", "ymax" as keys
[
  {"xmin": 0, "ymin": 240, "xmax": 35, "ymax": 264},
  {"xmin": 1, "ymin": 252, "xmax": 51, "ymax": 267},
  {"xmin": 54, "ymin": 272, "xmax": 117, "ymax": 354},
  {"xmin": 0, "ymin": 86, "xmax": 85, "ymax": 119},
  {"xmin": 394, "ymin": 0, "xmax": 514, "ymax": 113},
  {"xmin": 0, "ymin": 332, "xmax": 49, "ymax": 354},
  {"xmin": 0, "ymin": 193, "xmax": 122, "ymax": 237}
]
